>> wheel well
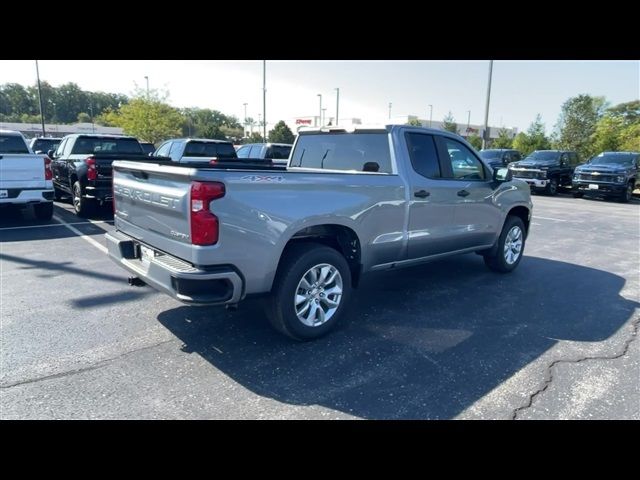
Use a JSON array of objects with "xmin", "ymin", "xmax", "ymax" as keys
[
  {"xmin": 281, "ymin": 224, "xmax": 362, "ymax": 287},
  {"xmin": 508, "ymin": 206, "xmax": 530, "ymax": 234}
]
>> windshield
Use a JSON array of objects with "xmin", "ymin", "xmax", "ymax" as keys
[
  {"xmin": 0, "ymin": 134, "xmax": 29, "ymax": 154},
  {"xmin": 72, "ymin": 137, "xmax": 143, "ymax": 155},
  {"xmin": 479, "ymin": 150, "xmax": 502, "ymax": 160},
  {"xmin": 183, "ymin": 141, "xmax": 237, "ymax": 159},
  {"xmin": 523, "ymin": 151, "xmax": 561, "ymax": 163},
  {"xmin": 32, "ymin": 138, "xmax": 61, "ymax": 153},
  {"xmin": 589, "ymin": 153, "xmax": 636, "ymax": 166}
]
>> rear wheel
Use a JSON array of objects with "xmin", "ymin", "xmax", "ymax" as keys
[
  {"xmin": 484, "ymin": 216, "xmax": 526, "ymax": 273},
  {"xmin": 72, "ymin": 181, "xmax": 93, "ymax": 217},
  {"xmin": 265, "ymin": 243, "xmax": 352, "ymax": 341},
  {"xmin": 33, "ymin": 202, "xmax": 53, "ymax": 221}
]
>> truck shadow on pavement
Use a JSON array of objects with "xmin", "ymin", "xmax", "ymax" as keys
[{"xmin": 157, "ymin": 254, "xmax": 638, "ymax": 419}]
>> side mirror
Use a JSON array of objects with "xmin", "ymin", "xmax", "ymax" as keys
[
  {"xmin": 148, "ymin": 152, "xmax": 154, "ymax": 157},
  {"xmin": 363, "ymin": 161, "xmax": 380, "ymax": 172},
  {"xmin": 493, "ymin": 167, "xmax": 511, "ymax": 182},
  {"xmin": 47, "ymin": 149, "xmax": 56, "ymax": 158}
]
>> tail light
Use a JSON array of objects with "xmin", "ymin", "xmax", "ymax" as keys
[
  {"xmin": 44, "ymin": 156, "xmax": 52, "ymax": 180},
  {"xmin": 85, "ymin": 156, "xmax": 97, "ymax": 181},
  {"xmin": 190, "ymin": 181, "xmax": 225, "ymax": 245}
]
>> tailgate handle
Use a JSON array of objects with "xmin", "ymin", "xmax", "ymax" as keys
[{"xmin": 131, "ymin": 170, "xmax": 149, "ymax": 180}]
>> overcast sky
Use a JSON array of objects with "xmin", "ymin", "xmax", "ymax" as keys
[{"xmin": 1, "ymin": 60, "xmax": 638, "ymax": 133}]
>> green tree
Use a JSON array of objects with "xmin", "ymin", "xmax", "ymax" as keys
[
  {"xmin": 244, "ymin": 132, "xmax": 265, "ymax": 143},
  {"xmin": 268, "ymin": 121, "xmax": 295, "ymax": 144},
  {"xmin": 512, "ymin": 115, "xmax": 552, "ymax": 157},
  {"xmin": 492, "ymin": 128, "xmax": 513, "ymax": 148},
  {"xmin": 555, "ymin": 94, "xmax": 607, "ymax": 159},
  {"xmin": 605, "ymin": 100, "xmax": 639, "ymax": 124},
  {"xmin": 77, "ymin": 112, "xmax": 91, "ymax": 123},
  {"xmin": 467, "ymin": 134, "xmax": 482, "ymax": 150},
  {"xmin": 442, "ymin": 112, "xmax": 458, "ymax": 133},
  {"xmin": 406, "ymin": 118, "xmax": 423, "ymax": 127},
  {"xmin": 103, "ymin": 88, "xmax": 183, "ymax": 143},
  {"xmin": 590, "ymin": 115, "xmax": 624, "ymax": 153}
]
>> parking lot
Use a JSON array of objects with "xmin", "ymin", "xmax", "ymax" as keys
[{"xmin": 1, "ymin": 192, "xmax": 638, "ymax": 419}]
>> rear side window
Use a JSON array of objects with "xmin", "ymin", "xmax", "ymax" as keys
[
  {"xmin": 32, "ymin": 139, "xmax": 61, "ymax": 153},
  {"xmin": 72, "ymin": 137, "xmax": 143, "ymax": 155},
  {"xmin": 236, "ymin": 145, "xmax": 251, "ymax": 158},
  {"xmin": 267, "ymin": 145, "xmax": 292, "ymax": 159},
  {"xmin": 405, "ymin": 132, "xmax": 440, "ymax": 178},
  {"xmin": 0, "ymin": 135, "xmax": 29, "ymax": 154},
  {"xmin": 184, "ymin": 141, "xmax": 237, "ymax": 159},
  {"xmin": 155, "ymin": 141, "xmax": 171, "ymax": 157},
  {"xmin": 290, "ymin": 133, "xmax": 392, "ymax": 173}
]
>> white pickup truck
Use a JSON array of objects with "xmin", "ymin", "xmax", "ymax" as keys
[{"xmin": 0, "ymin": 129, "xmax": 55, "ymax": 220}]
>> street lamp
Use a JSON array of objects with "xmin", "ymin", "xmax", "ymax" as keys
[
  {"xmin": 317, "ymin": 94, "xmax": 322, "ymax": 127},
  {"xmin": 388, "ymin": 102, "xmax": 392, "ymax": 120},
  {"xmin": 144, "ymin": 76, "xmax": 149, "ymax": 98},
  {"xmin": 428, "ymin": 104, "xmax": 433, "ymax": 128},
  {"xmin": 322, "ymin": 108, "xmax": 327, "ymax": 126},
  {"xmin": 466, "ymin": 110, "xmax": 471, "ymax": 136},
  {"xmin": 243, "ymin": 103, "xmax": 248, "ymax": 137},
  {"xmin": 35, "ymin": 60, "xmax": 46, "ymax": 136},
  {"xmin": 335, "ymin": 88, "xmax": 340, "ymax": 126},
  {"xmin": 89, "ymin": 102, "xmax": 95, "ymax": 133},
  {"xmin": 482, "ymin": 60, "xmax": 494, "ymax": 149}
]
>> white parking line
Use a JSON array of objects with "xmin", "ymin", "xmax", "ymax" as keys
[
  {"xmin": 0, "ymin": 220, "xmax": 113, "ymax": 231},
  {"xmin": 52, "ymin": 215, "xmax": 108, "ymax": 254},
  {"xmin": 534, "ymin": 216, "xmax": 568, "ymax": 222}
]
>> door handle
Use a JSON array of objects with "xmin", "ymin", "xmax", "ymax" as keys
[
  {"xmin": 457, "ymin": 190, "xmax": 470, "ymax": 197},
  {"xmin": 414, "ymin": 190, "xmax": 430, "ymax": 198}
]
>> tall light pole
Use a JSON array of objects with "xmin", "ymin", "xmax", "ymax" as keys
[
  {"xmin": 317, "ymin": 94, "xmax": 322, "ymax": 126},
  {"xmin": 35, "ymin": 60, "xmax": 46, "ymax": 136},
  {"xmin": 89, "ymin": 102, "xmax": 95, "ymax": 133},
  {"xmin": 428, "ymin": 104, "xmax": 433, "ymax": 128},
  {"xmin": 482, "ymin": 60, "xmax": 494, "ymax": 149},
  {"xmin": 322, "ymin": 108, "xmax": 327, "ymax": 126},
  {"xmin": 335, "ymin": 88, "xmax": 340, "ymax": 126},
  {"xmin": 262, "ymin": 60, "xmax": 266, "ymax": 139},
  {"xmin": 243, "ymin": 102, "xmax": 248, "ymax": 137},
  {"xmin": 466, "ymin": 110, "xmax": 471, "ymax": 137},
  {"xmin": 388, "ymin": 102, "xmax": 392, "ymax": 120},
  {"xmin": 144, "ymin": 76, "xmax": 149, "ymax": 98}
]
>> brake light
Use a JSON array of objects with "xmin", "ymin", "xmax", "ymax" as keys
[
  {"xmin": 190, "ymin": 181, "xmax": 225, "ymax": 245},
  {"xmin": 44, "ymin": 156, "xmax": 52, "ymax": 180},
  {"xmin": 85, "ymin": 156, "xmax": 97, "ymax": 181}
]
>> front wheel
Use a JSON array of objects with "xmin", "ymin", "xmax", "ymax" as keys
[
  {"xmin": 619, "ymin": 182, "xmax": 634, "ymax": 203},
  {"xmin": 545, "ymin": 178, "xmax": 558, "ymax": 196},
  {"xmin": 265, "ymin": 243, "xmax": 352, "ymax": 341},
  {"xmin": 484, "ymin": 216, "xmax": 526, "ymax": 273}
]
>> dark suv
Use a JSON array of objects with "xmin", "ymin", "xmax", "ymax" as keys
[
  {"xmin": 479, "ymin": 149, "xmax": 521, "ymax": 170},
  {"xmin": 572, "ymin": 151, "xmax": 639, "ymax": 202},
  {"xmin": 509, "ymin": 150, "xmax": 579, "ymax": 195}
]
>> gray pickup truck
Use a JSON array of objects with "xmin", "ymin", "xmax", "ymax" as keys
[{"xmin": 106, "ymin": 125, "xmax": 533, "ymax": 340}]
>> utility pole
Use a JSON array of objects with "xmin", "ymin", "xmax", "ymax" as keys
[
  {"xmin": 262, "ymin": 60, "xmax": 266, "ymax": 139},
  {"xmin": 388, "ymin": 102, "xmax": 392, "ymax": 120},
  {"xmin": 144, "ymin": 76, "xmax": 149, "ymax": 98},
  {"xmin": 482, "ymin": 60, "xmax": 494, "ymax": 149},
  {"xmin": 466, "ymin": 110, "xmax": 471, "ymax": 137},
  {"xmin": 322, "ymin": 108, "xmax": 327, "ymax": 126},
  {"xmin": 243, "ymin": 103, "xmax": 248, "ymax": 137},
  {"xmin": 35, "ymin": 60, "xmax": 46, "ymax": 136},
  {"xmin": 428, "ymin": 104, "xmax": 433, "ymax": 128},
  {"xmin": 89, "ymin": 102, "xmax": 95, "ymax": 133},
  {"xmin": 335, "ymin": 88, "xmax": 340, "ymax": 126},
  {"xmin": 317, "ymin": 94, "xmax": 322, "ymax": 126}
]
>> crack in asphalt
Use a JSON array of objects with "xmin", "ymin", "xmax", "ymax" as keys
[
  {"xmin": 0, "ymin": 339, "xmax": 176, "ymax": 390},
  {"xmin": 511, "ymin": 316, "xmax": 640, "ymax": 420}
]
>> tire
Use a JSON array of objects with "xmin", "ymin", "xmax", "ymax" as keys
[
  {"xmin": 72, "ymin": 181, "xmax": 93, "ymax": 217},
  {"xmin": 33, "ymin": 202, "xmax": 53, "ymax": 221},
  {"xmin": 545, "ymin": 178, "xmax": 558, "ymax": 196},
  {"xmin": 619, "ymin": 182, "xmax": 633, "ymax": 203},
  {"xmin": 484, "ymin": 216, "xmax": 526, "ymax": 273},
  {"xmin": 265, "ymin": 242, "xmax": 352, "ymax": 341}
]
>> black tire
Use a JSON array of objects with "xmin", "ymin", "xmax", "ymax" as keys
[
  {"xmin": 619, "ymin": 182, "xmax": 633, "ymax": 203},
  {"xmin": 545, "ymin": 178, "xmax": 558, "ymax": 196},
  {"xmin": 484, "ymin": 216, "xmax": 526, "ymax": 273},
  {"xmin": 265, "ymin": 242, "xmax": 352, "ymax": 341},
  {"xmin": 33, "ymin": 202, "xmax": 53, "ymax": 221},
  {"xmin": 72, "ymin": 181, "xmax": 93, "ymax": 217}
]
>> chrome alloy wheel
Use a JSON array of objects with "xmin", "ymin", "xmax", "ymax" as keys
[
  {"xmin": 503, "ymin": 225, "xmax": 523, "ymax": 265},
  {"xmin": 294, "ymin": 263, "xmax": 343, "ymax": 327}
]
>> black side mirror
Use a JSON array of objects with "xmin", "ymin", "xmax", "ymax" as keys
[
  {"xmin": 47, "ymin": 149, "xmax": 56, "ymax": 158},
  {"xmin": 493, "ymin": 167, "xmax": 511, "ymax": 182}
]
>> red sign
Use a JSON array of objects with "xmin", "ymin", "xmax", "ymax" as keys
[{"xmin": 296, "ymin": 119, "xmax": 312, "ymax": 125}]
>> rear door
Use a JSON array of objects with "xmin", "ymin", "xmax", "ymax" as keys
[{"xmin": 0, "ymin": 134, "xmax": 46, "ymax": 191}]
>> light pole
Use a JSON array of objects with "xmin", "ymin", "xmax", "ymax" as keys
[
  {"xmin": 466, "ymin": 110, "xmax": 471, "ymax": 137},
  {"xmin": 258, "ymin": 113, "xmax": 262, "ymax": 138},
  {"xmin": 428, "ymin": 104, "xmax": 433, "ymax": 128},
  {"xmin": 388, "ymin": 102, "xmax": 392, "ymax": 120},
  {"xmin": 144, "ymin": 76, "xmax": 149, "ymax": 98},
  {"xmin": 322, "ymin": 108, "xmax": 327, "ymax": 126},
  {"xmin": 335, "ymin": 87, "xmax": 340, "ymax": 126},
  {"xmin": 243, "ymin": 103, "xmax": 248, "ymax": 137},
  {"xmin": 262, "ymin": 60, "xmax": 266, "ymax": 140},
  {"xmin": 35, "ymin": 60, "xmax": 46, "ymax": 136},
  {"xmin": 482, "ymin": 60, "xmax": 494, "ymax": 149},
  {"xmin": 317, "ymin": 94, "xmax": 322, "ymax": 127},
  {"xmin": 89, "ymin": 102, "xmax": 95, "ymax": 133}
]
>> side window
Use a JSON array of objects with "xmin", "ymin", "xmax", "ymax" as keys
[
  {"xmin": 169, "ymin": 141, "xmax": 182, "ymax": 161},
  {"xmin": 405, "ymin": 133, "xmax": 440, "ymax": 178},
  {"xmin": 236, "ymin": 145, "xmax": 250, "ymax": 158},
  {"xmin": 441, "ymin": 138, "xmax": 486, "ymax": 180},
  {"xmin": 248, "ymin": 146, "xmax": 261, "ymax": 158},
  {"xmin": 560, "ymin": 153, "xmax": 569, "ymax": 166},
  {"xmin": 54, "ymin": 138, "xmax": 68, "ymax": 157},
  {"xmin": 155, "ymin": 141, "xmax": 172, "ymax": 158}
]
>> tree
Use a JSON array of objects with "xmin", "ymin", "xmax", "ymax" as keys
[
  {"xmin": 243, "ymin": 132, "xmax": 265, "ymax": 143},
  {"xmin": 268, "ymin": 121, "xmax": 295, "ymax": 144},
  {"xmin": 102, "ymin": 88, "xmax": 183, "ymax": 143},
  {"xmin": 467, "ymin": 134, "xmax": 482, "ymax": 150},
  {"xmin": 591, "ymin": 100, "xmax": 640, "ymax": 154},
  {"xmin": 77, "ymin": 112, "xmax": 92, "ymax": 123},
  {"xmin": 555, "ymin": 94, "xmax": 607, "ymax": 159},
  {"xmin": 492, "ymin": 128, "xmax": 513, "ymax": 148},
  {"xmin": 442, "ymin": 112, "xmax": 458, "ymax": 133},
  {"xmin": 406, "ymin": 118, "xmax": 422, "ymax": 127},
  {"xmin": 605, "ymin": 100, "xmax": 639, "ymax": 124},
  {"xmin": 512, "ymin": 114, "xmax": 551, "ymax": 157}
]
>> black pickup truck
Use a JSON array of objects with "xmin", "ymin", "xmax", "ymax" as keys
[
  {"xmin": 508, "ymin": 150, "xmax": 579, "ymax": 195},
  {"xmin": 50, "ymin": 134, "xmax": 150, "ymax": 216},
  {"xmin": 572, "ymin": 151, "xmax": 639, "ymax": 202}
]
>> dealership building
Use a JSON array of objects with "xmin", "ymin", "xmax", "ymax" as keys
[{"xmin": 0, "ymin": 121, "xmax": 124, "ymax": 139}]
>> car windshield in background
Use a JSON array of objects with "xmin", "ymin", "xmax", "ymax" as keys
[
  {"xmin": 524, "ymin": 151, "xmax": 560, "ymax": 163},
  {"xmin": 0, "ymin": 135, "xmax": 29, "ymax": 154},
  {"xmin": 589, "ymin": 153, "xmax": 636, "ymax": 166},
  {"xmin": 33, "ymin": 139, "xmax": 61, "ymax": 153},
  {"xmin": 290, "ymin": 133, "xmax": 392, "ymax": 173},
  {"xmin": 268, "ymin": 145, "xmax": 292, "ymax": 159},
  {"xmin": 184, "ymin": 142, "xmax": 237, "ymax": 159},
  {"xmin": 479, "ymin": 150, "xmax": 502, "ymax": 160},
  {"xmin": 72, "ymin": 137, "xmax": 143, "ymax": 155}
]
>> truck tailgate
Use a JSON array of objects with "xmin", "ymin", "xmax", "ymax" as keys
[{"xmin": 0, "ymin": 154, "xmax": 47, "ymax": 189}]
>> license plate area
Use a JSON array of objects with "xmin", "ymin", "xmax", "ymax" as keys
[
  {"xmin": 588, "ymin": 184, "xmax": 599, "ymax": 190},
  {"xmin": 0, "ymin": 189, "xmax": 7, "ymax": 199}
]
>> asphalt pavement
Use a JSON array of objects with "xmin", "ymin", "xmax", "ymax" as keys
[{"xmin": 1, "ymin": 192, "xmax": 638, "ymax": 419}]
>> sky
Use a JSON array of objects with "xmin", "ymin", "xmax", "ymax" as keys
[{"xmin": 1, "ymin": 60, "xmax": 638, "ymax": 133}]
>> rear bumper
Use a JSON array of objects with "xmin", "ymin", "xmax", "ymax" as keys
[
  {"xmin": 573, "ymin": 181, "xmax": 626, "ymax": 195},
  {"xmin": 106, "ymin": 230, "xmax": 244, "ymax": 306},
  {"xmin": 0, "ymin": 188, "xmax": 54, "ymax": 204},
  {"xmin": 84, "ymin": 184, "xmax": 113, "ymax": 202}
]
